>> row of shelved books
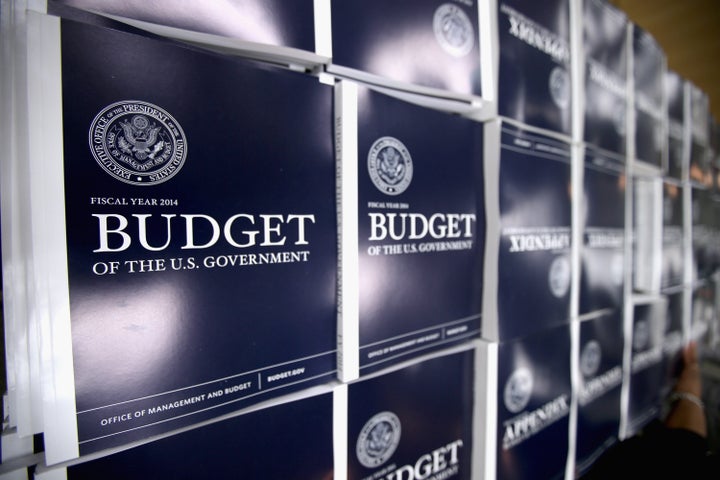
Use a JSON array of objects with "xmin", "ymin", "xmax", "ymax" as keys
[
  {"xmin": 1, "ymin": 1, "xmax": 719, "ymax": 479},
  {"xmin": 6, "ymin": 295, "xmax": 714, "ymax": 480},
  {"xmin": 6, "ymin": 0, "xmax": 718, "ymax": 163}
]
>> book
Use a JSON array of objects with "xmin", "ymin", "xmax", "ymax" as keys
[
  {"xmin": 575, "ymin": 310, "xmax": 624, "ymax": 477},
  {"xmin": 691, "ymin": 280, "xmax": 715, "ymax": 346},
  {"xmin": 580, "ymin": 150, "xmax": 626, "ymax": 315},
  {"xmin": 691, "ymin": 186, "xmax": 713, "ymax": 282},
  {"xmin": 689, "ymin": 84, "xmax": 711, "ymax": 187},
  {"xmin": 632, "ymin": 175, "xmax": 663, "ymax": 294},
  {"xmin": 44, "ymin": 0, "xmax": 325, "ymax": 68},
  {"xmin": 476, "ymin": 323, "xmax": 572, "ymax": 480},
  {"xmin": 28, "ymin": 12, "xmax": 337, "ymax": 462},
  {"xmin": 341, "ymin": 347, "xmax": 477, "ymax": 480},
  {"xmin": 483, "ymin": 120, "xmax": 572, "ymax": 341},
  {"xmin": 660, "ymin": 286, "xmax": 685, "ymax": 391},
  {"xmin": 335, "ymin": 81, "xmax": 484, "ymax": 381},
  {"xmin": 326, "ymin": 0, "xmax": 485, "ymax": 106},
  {"xmin": 582, "ymin": 0, "xmax": 629, "ymax": 157},
  {"xmin": 625, "ymin": 296, "xmax": 666, "ymax": 437},
  {"xmin": 34, "ymin": 390, "xmax": 335, "ymax": 480},
  {"xmin": 0, "ymin": 0, "xmax": 51, "ymax": 438},
  {"xmin": 632, "ymin": 25, "xmax": 665, "ymax": 169},
  {"xmin": 496, "ymin": 0, "xmax": 572, "ymax": 136},
  {"xmin": 664, "ymin": 70, "xmax": 686, "ymax": 181},
  {"xmin": 661, "ymin": 180, "xmax": 685, "ymax": 289}
]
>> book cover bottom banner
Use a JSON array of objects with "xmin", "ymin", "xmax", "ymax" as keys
[{"xmin": 56, "ymin": 393, "xmax": 334, "ymax": 480}]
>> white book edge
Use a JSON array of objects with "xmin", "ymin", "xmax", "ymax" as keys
[
  {"xmin": 335, "ymin": 81, "xmax": 360, "ymax": 383},
  {"xmin": 26, "ymin": 11, "xmax": 80, "ymax": 464},
  {"xmin": 4, "ymin": 0, "xmax": 36, "ymax": 437},
  {"xmin": 23, "ymin": 3, "xmax": 50, "ymax": 438},
  {"xmin": 27, "ymin": 468, "xmax": 65, "ymax": 480},
  {"xmin": 326, "ymin": 64, "xmax": 485, "ymax": 112},
  {"xmin": 0, "ymin": 469, "xmax": 31, "ymax": 480},
  {"xmin": 566, "ymin": 316, "xmax": 580, "ymax": 480},
  {"xmin": 332, "ymin": 384, "xmax": 348, "ymax": 480},
  {"xmin": 313, "ymin": 0, "xmax": 331, "ymax": 59},
  {"xmin": 478, "ymin": 0, "xmax": 498, "ymax": 108},
  {"xmin": 1, "ymin": 0, "xmax": 20, "ymax": 429},
  {"xmin": 473, "ymin": 340, "xmax": 497, "ymax": 480},
  {"xmin": 570, "ymin": 0, "xmax": 584, "ymax": 144},
  {"xmin": 481, "ymin": 120, "xmax": 501, "ymax": 342},
  {"xmin": 30, "ymin": 2, "xmax": 329, "ymax": 69},
  {"xmin": 571, "ymin": 143, "xmax": 584, "ymax": 323}
]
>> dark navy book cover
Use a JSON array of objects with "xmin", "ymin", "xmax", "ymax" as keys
[
  {"xmin": 329, "ymin": 0, "xmax": 482, "ymax": 98},
  {"xmin": 48, "ymin": 0, "xmax": 316, "ymax": 52},
  {"xmin": 665, "ymin": 70, "xmax": 685, "ymax": 180},
  {"xmin": 661, "ymin": 287, "xmax": 685, "ymax": 392},
  {"xmin": 633, "ymin": 26, "xmax": 665, "ymax": 168},
  {"xmin": 661, "ymin": 180, "xmax": 684, "ymax": 289},
  {"xmin": 692, "ymin": 281, "xmax": 715, "ymax": 346},
  {"xmin": 575, "ymin": 311, "xmax": 624, "ymax": 477},
  {"xmin": 346, "ymin": 349, "xmax": 475, "ymax": 480},
  {"xmin": 58, "ymin": 18, "xmax": 336, "ymax": 455},
  {"xmin": 57, "ymin": 393, "xmax": 334, "ymax": 479},
  {"xmin": 691, "ymin": 187, "xmax": 713, "ymax": 281},
  {"xmin": 497, "ymin": 0, "xmax": 572, "ymax": 135},
  {"xmin": 689, "ymin": 86, "xmax": 711, "ymax": 186},
  {"xmin": 495, "ymin": 124, "xmax": 572, "ymax": 340},
  {"xmin": 496, "ymin": 323, "xmax": 571, "ymax": 480},
  {"xmin": 627, "ymin": 300, "xmax": 666, "ymax": 435},
  {"xmin": 583, "ymin": 0, "xmax": 628, "ymax": 157},
  {"xmin": 354, "ymin": 86, "xmax": 484, "ymax": 375},
  {"xmin": 580, "ymin": 151, "xmax": 626, "ymax": 315}
]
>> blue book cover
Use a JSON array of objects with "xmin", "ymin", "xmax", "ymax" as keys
[
  {"xmin": 497, "ymin": 0, "xmax": 572, "ymax": 136},
  {"xmin": 691, "ymin": 186, "xmax": 713, "ymax": 281},
  {"xmin": 582, "ymin": 0, "xmax": 628, "ymax": 157},
  {"xmin": 484, "ymin": 121, "xmax": 572, "ymax": 341},
  {"xmin": 626, "ymin": 298, "xmax": 666, "ymax": 436},
  {"xmin": 712, "ymin": 121, "xmax": 720, "ymax": 194},
  {"xmin": 344, "ymin": 348, "xmax": 476, "ymax": 480},
  {"xmin": 575, "ymin": 311, "xmax": 624, "ymax": 477},
  {"xmin": 336, "ymin": 82, "xmax": 484, "ymax": 381},
  {"xmin": 37, "ymin": 392, "xmax": 334, "ymax": 480},
  {"xmin": 328, "ymin": 0, "xmax": 483, "ymax": 101},
  {"xmin": 691, "ymin": 280, "xmax": 715, "ymax": 346},
  {"xmin": 689, "ymin": 85, "xmax": 711, "ymax": 186},
  {"xmin": 580, "ymin": 151, "xmax": 626, "ymax": 316},
  {"xmin": 47, "ymin": 0, "xmax": 319, "ymax": 63},
  {"xmin": 661, "ymin": 287, "xmax": 685, "ymax": 391},
  {"xmin": 39, "ymin": 15, "xmax": 337, "ymax": 461},
  {"xmin": 494, "ymin": 323, "xmax": 571, "ymax": 480},
  {"xmin": 664, "ymin": 70, "xmax": 686, "ymax": 180},
  {"xmin": 661, "ymin": 180, "xmax": 684, "ymax": 289},
  {"xmin": 632, "ymin": 26, "xmax": 665, "ymax": 168}
]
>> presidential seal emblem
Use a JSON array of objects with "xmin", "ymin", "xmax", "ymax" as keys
[
  {"xmin": 580, "ymin": 340, "xmax": 602, "ymax": 378},
  {"xmin": 367, "ymin": 137, "xmax": 413, "ymax": 196},
  {"xmin": 433, "ymin": 4, "xmax": 475, "ymax": 57},
  {"xmin": 548, "ymin": 255, "xmax": 571, "ymax": 298},
  {"xmin": 504, "ymin": 367, "xmax": 533, "ymax": 414},
  {"xmin": 356, "ymin": 411, "xmax": 401, "ymax": 468},
  {"xmin": 89, "ymin": 100, "xmax": 187, "ymax": 185},
  {"xmin": 548, "ymin": 66, "xmax": 570, "ymax": 109}
]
